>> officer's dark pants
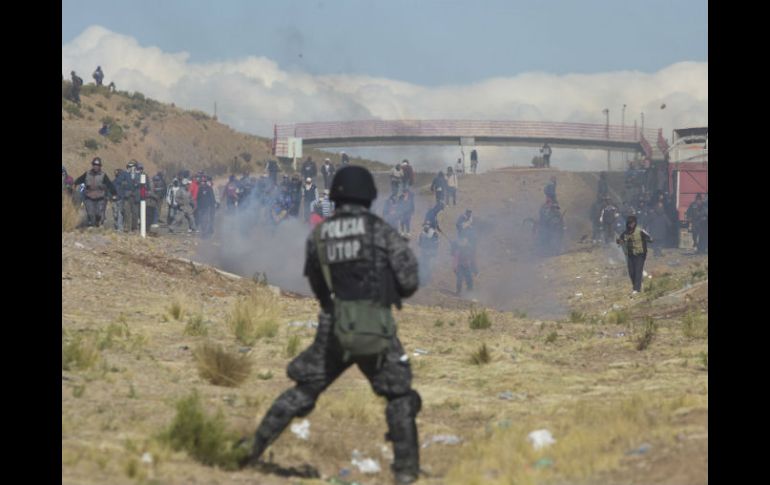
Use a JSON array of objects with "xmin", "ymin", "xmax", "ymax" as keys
[
  {"xmin": 391, "ymin": 181, "xmax": 400, "ymax": 197},
  {"xmin": 544, "ymin": 155, "xmax": 550, "ymax": 167},
  {"xmin": 84, "ymin": 198, "xmax": 107, "ymax": 227},
  {"xmin": 435, "ymin": 191, "xmax": 444, "ymax": 204},
  {"xmin": 456, "ymin": 265, "xmax": 473, "ymax": 293},
  {"xmin": 250, "ymin": 313, "xmax": 421, "ymax": 476},
  {"xmin": 626, "ymin": 253, "xmax": 646, "ymax": 292}
]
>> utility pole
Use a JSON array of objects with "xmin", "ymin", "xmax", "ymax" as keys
[
  {"xmin": 641, "ymin": 111, "xmax": 645, "ymax": 133},
  {"xmin": 622, "ymin": 104, "xmax": 627, "ymax": 162},
  {"xmin": 603, "ymin": 108, "xmax": 610, "ymax": 171}
]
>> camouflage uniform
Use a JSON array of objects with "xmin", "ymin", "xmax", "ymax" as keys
[{"xmin": 246, "ymin": 204, "xmax": 422, "ymax": 479}]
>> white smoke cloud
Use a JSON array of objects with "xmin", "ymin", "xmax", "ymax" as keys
[{"xmin": 63, "ymin": 26, "xmax": 707, "ymax": 170}]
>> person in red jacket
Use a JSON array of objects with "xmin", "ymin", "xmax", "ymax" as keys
[{"xmin": 190, "ymin": 172, "xmax": 201, "ymax": 225}]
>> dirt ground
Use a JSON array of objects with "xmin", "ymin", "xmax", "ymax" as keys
[{"xmin": 62, "ymin": 168, "xmax": 707, "ymax": 485}]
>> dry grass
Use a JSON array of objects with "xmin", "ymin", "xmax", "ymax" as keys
[
  {"xmin": 193, "ymin": 341, "xmax": 252, "ymax": 387},
  {"xmin": 469, "ymin": 343, "xmax": 491, "ymax": 365},
  {"xmin": 62, "ymin": 193, "xmax": 81, "ymax": 232},
  {"xmin": 285, "ymin": 334, "xmax": 302, "ymax": 358},
  {"xmin": 185, "ymin": 314, "xmax": 208, "ymax": 337},
  {"xmin": 468, "ymin": 307, "xmax": 492, "ymax": 329},
  {"xmin": 62, "ymin": 331, "xmax": 101, "ymax": 371},
  {"xmin": 636, "ymin": 317, "xmax": 658, "ymax": 351},
  {"xmin": 445, "ymin": 393, "xmax": 705, "ymax": 485},
  {"xmin": 682, "ymin": 310, "xmax": 708, "ymax": 339},
  {"xmin": 226, "ymin": 290, "xmax": 281, "ymax": 345}
]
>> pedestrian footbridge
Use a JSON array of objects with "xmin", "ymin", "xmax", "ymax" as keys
[{"xmin": 273, "ymin": 120, "xmax": 665, "ymax": 159}]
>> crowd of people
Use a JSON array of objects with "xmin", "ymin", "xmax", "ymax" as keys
[
  {"xmin": 62, "ymin": 155, "xmax": 341, "ymax": 238},
  {"xmin": 592, "ymin": 170, "xmax": 708, "ymax": 256}
]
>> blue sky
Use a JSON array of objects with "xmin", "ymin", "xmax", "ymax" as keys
[{"xmin": 62, "ymin": 0, "xmax": 707, "ymax": 86}]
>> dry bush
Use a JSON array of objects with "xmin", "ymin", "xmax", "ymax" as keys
[
  {"xmin": 226, "ymin": 290, "xmax": 280, "ymax": 345},
  {"xmin": 468, "ymin": 307, "xmax": 492, "ymax": 329},
  {"xmin": 62, "ymin": 331, "xmax": 101, "ymax": 371},
  {"xmin": 636, "ymin": 317, "xmax": 658, "ymax": 351},
  {"xmin": 62, "ymin": 193, "xmax": 81, "ymax": 232},
  {"xmin": 470, "ymin": 343, "xmax": 491, "ymax": 365},
  {"xmin": 194, "ymin": 342, "xmax": 252, "ymax": 387},
  {"xmin": 285, "ymin": 334, "xmax": 302, "ymax": 358},
  {"xmin": 185, "ymin": 314, "xmax": 208, "ymax": 337},
  {"xmin": 682, "ymin": 311, "xmax": 708, "ymax": 339},
  {"xmin": 159, "ymin": 390, "xmax": 247, "ymax": 470}
]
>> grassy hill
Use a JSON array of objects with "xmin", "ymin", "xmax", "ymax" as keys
[{"xmin": 61, "ymin": 82, "xmax": 388, "ymax": 178}]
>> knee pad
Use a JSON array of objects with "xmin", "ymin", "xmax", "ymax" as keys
[{"xmin": 386, "ymin": 390, "xmax": 422, "ymax": 426}]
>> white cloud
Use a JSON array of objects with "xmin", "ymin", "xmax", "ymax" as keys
[{"xmin": 62, "ymin": 26, "xmax": 707, "ymax": 170}]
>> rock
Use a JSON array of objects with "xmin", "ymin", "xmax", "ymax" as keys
[
  {"xmin": 74, "ymin": 242, "xmax": 86, "ymax": 249},
  {"xmin": 141, "ymin": 452, "xmax": 153, "ymax": 464}
]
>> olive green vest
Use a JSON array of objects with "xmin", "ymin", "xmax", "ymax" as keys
[{"xmin": 626, "ymin": 227, "xmax": 646, "ymax": 256}]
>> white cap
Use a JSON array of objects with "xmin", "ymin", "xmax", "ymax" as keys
[{"xmin": 306, "ymin": 177, "xmax": 312, "ymax": 183}]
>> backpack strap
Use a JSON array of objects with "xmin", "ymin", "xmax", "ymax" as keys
[{"xmin": 313, "ymin": 229, "xmax": 334, "ymax": 298}]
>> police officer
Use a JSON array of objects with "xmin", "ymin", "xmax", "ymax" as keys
[
  {"xmin": 73, "ymin": 157, "xmax": 116, "ymax": 227},
  {"xmin": 241, "ymin": 166, "xmax": 422, "ymax": 484}
]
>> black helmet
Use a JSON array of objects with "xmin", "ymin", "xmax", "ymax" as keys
[
  {"xmin": 329, "ymin": 165, "xmax": 377, "ymax": 205},
  {"xmin": 91, "ymin": 157, "xmax": 102, "ymax": 166}
]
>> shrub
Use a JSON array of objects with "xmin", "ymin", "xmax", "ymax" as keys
[
  {"xmin": 62, "ymin": 100, "xmax": 82, "ymax": 118},
  {"xmin": 84, "ymin": 139, "xmax": 100, "ymax": 150},
  {"xmin": 700, "ymin": 351, "xmax": 708, "ymax": 370},
  {"xmin": 470, "ymin": 343, "xmax": 491, "ymax": 365},
  {"xmin": 545, "ymin": 331, "xmax": 558, "ymax": 344},
  {"xmin": 682, "ymin": 311, "xmax": 708, "ymax": 339},
  {"xmin": 193, "ymin": 342, "xmax": 252, "ymax": 387},
  {"xmin": 636, "ymin": 317, "xmax": 657, "ymax": 351},
  {"xmin": 226, "ymin": 291, "xmax": 280, "ymax": 345},
  {"xmin": 185, "ymin": 314, "xmax": 208, "ymax": 337},
  {"xmin": 62, "ymin": 332, "xmax": 101, "ymax": 371},
  {"xmin": 169, "ymin": 300, "xmax": 184, "ymax": 320},
  {"xmin": 512, "ymin": 309, "xmax": 528, "ymax": 319},
  {"xmin": 468, "ymin": 307, "xmax": 492, "ymax": 330},
  {"xmin": 606, "ymin": 309, "xmax": 629, "ymax": 325},
  {"xmin": 159, "ymin": 391, "xmax": 247, "ymax": 469},
  {"xmin": 285, "ymin": 335, "xmax": 301, "ymax": 358},
  {"xmin": 569, "ymin": 310, "xmax": 586, "ymax": 323}
]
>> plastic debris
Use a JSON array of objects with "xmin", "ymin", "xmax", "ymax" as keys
[
  {"xmin": 141, "ymin": 452, "xmax": 153, "ymax": 464},
  {"xmin": 625, "ymin": 443, "xmax": 652, "ymax": 455},
  {"xmin": 412, "ymin": 348, "xmax": 429, "ymax": 356},
  {"xmin": 533, "ymin": 457, "xmax": 553, "ymax": 469},
  {"xmin": 339, "ymin": 468, "xmax": 351, "ymax": 477},
  {"xmin": 574, "ymin": 292, "xmax": 583, "ymax": 297},
  {"xmin": 527, "ymin": 429, "xmax": 556, "ymax": 450},
  {"xmin": 290, "ymin": 419, "xmax": 310, "ymax": 440},
  {"xmin": 421, "ymin": 434, "xmax": 462, "ymax": 449},
  {"xmin": 351, "ymin": 450, "xmax": 381, "ymax": 474},
  {"xmin": 499, "ymin": 391, "xmax": 514, "ymax": 400}
]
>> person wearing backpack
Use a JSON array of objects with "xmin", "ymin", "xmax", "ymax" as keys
[{"xmin": 241, "ymin": 166, "xmax": 422, "ymax": 484}]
